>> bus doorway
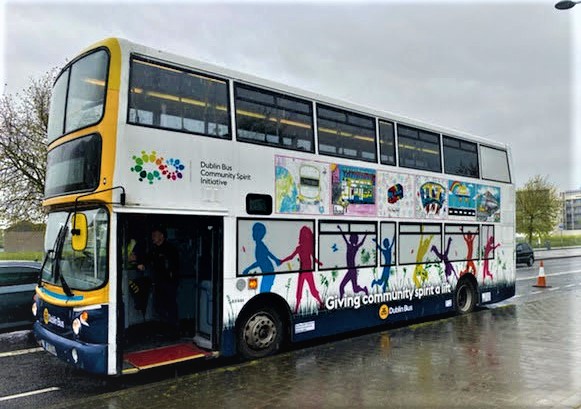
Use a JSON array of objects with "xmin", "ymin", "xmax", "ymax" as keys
[{"xmin": 119, "ymin": 214, "xmax": 222, "ymax": 372}]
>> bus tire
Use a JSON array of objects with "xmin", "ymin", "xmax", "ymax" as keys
[
  {"xmin": 454, "ymin": 278, "xmax": 477, "ymax": 314},
  {"xmin": 237, "ymin": 306, "xmax": 283, "ymax": 359}
]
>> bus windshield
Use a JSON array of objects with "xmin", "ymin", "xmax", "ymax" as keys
[
  {"xmin": 47, "ymin": 49, "xmax": 109, "ymax": 143},
  {"xmin": 42, "ymin": 208, "xmax": 109, "ymax": 291}
]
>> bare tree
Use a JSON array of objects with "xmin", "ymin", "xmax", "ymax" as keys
[
  {"xmin": 0, "ymin": 69, "xmax": 57, "ymax": 224},
  {"xmin": 516, "ymin": 175, "xmax": 562, "ymax": 244}
]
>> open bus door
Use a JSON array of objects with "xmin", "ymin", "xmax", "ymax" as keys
[{"xmin": 120, "ymin": 214, "xmax": 222, "ymax": 374}]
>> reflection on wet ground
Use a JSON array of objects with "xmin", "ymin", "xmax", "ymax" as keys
[{"xmin": 55, "ymin": 291, "xmax": 581, "ymax": 409}]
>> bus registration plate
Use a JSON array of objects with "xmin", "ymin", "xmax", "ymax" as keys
[{"xmin": 43, "ymin": 341, "xmax": 57, "ymax": 356}]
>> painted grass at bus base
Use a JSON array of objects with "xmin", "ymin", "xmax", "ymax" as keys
[{"xmin": 220, "ymin": 282, "xmax": 515, "ymax": 357}]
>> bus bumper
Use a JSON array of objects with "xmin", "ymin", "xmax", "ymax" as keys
[{"xmin": 34, "ymin": 321, "xmax": 108, "ymax": 375}]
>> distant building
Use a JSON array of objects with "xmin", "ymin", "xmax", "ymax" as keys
[
  {"xmin": 561, "ymin": 190, "xmax": 581, "ymax": 232},
  {"xmin": 4, "ymin": 221, "xmax": 45, "ymax": 253}
]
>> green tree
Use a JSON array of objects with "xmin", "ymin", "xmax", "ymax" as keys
[
  {"xmin": 0, "ymin": 69, "xmax": 57, "ymax": 225},
  {"xmin": 516, "ymin": 175, "xmax": 562, "ymax": 244}
]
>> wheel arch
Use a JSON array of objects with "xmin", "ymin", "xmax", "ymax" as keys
[{"xmin": 235, "ymin": 293, "xmax": 293, "ymax": 350}]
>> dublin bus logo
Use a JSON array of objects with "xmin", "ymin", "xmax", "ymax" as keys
[{"xmin": 130, "ymin": 150, "xmax": 185, "ymax": 184}]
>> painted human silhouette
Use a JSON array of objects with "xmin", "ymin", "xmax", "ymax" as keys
[
  {"xmin": 337, "ymin": 225, "xmax": 369, "ymax": 299},
  {"xmin": 242, "ymin": 222, "xmax": 281, "ymax": 293},
  {"xmin": 281, "ymin": 226, "xmax": 323, "ymax": 313},
  {"xmin": 413, "ymin": 234, "xmax": 434, "ymax": 288},
  {"xmin": 483, "ymin": 235, "xmax": 500, "ymax": 281},
  {"xmin": 431, "ymin": 236, "xmax": 457, "ymax": 282},
  {"xmin": 460, "ymin": 226, "xmax": 477, "ymax": 276},
  {"xmin": 371, "ymin": 235, "xmax": 395, "ymax": 292}
]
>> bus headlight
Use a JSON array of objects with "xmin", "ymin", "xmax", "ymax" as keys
[
  {"xmin": 32, "ymin": 302, "xmax": 37, "ymax": 318},
  {"xmin": 72, "ymin": 318, "xmax": 81, "ymax": 335},
  {"xmin": 71, "ymin": 348, "xmax": 78, "ymax": 363}
]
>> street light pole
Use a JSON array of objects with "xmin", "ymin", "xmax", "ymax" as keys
[{"xmin": 555, "ymin": 0, "xmax": 581, "ymax": 9}]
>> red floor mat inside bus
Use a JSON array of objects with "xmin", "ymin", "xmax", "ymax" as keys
[{"xmin": 124, "ymin": 343, "xmax": 212, "ymax": 369}]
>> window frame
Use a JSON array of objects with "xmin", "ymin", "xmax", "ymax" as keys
[
  {"xmin": 442, "ymin": 135, "xmax": 480, "ymax": 178},
  {"xmin": 234, "ymin": 82, "xmax": 315, "ymax": 152},
  {"xmin": 480, "ymin": 224, "xmax": 497, "ymax": 260},
  {"xmin": 379, "ymin": 221, "xmax": 397, "ymax": 267},
  {"xmin": 44, "ymin": 133, "xmax": 102, "ymax": 198},
  {"xmin": 378, "ymin": 120, "xmax": 397, "ymax": 166},
  {"xmin": 480, "ymin": 144, "xmax": 511, "ymax": 184},
  {"xmin": 127, "ymin": 54, "xmax": 232, "ymax": 140},
  {"xmin": 396, "ymin": 124, "xmax": 442, "ymax": 173},
  {"xmin": 318, "ymin": 220, "xmax": 377, "ymax": 271},
  {"xmin": 48, "ymin": 47, "xmax": 111, "ymax": 144},
  {"xmin": 443, "ymin": 224, "xmax": 480, "ymax": 263},
  {"xmin": 316, "ymin": 104, "xmax": 377, "ymax": 163},
  {"xmin": 398, "ymin": 222, "xmax": 443, "ymax": 266},
  {"xmin": 236, "ymin": 217, "xmax": 316, "ymax": 277}
]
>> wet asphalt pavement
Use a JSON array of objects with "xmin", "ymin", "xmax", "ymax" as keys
[
  {"xmin": 52, "ymin": 281, "xmax": 581, "ymax": 407},
  {"xmin": 2, "ymin": 255, "xmax": 581, "ymax": 409}
]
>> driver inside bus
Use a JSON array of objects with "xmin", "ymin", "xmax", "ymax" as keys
[{"xmin": 136, "ymin": 226, "xmax": 180, "ymax": 336}]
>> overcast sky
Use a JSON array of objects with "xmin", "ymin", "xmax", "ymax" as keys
[{"xmin": 1, "ymin": 0, "xmax": 579, "ymax": 192}]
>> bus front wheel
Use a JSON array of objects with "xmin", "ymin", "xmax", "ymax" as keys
[
  {"xmin": 454, "ymin": 278, "xmax": 477, "ymax": 314},
  {"xmin": 238, "ymin": 306, "xmax": 283, "ymax": 359}
]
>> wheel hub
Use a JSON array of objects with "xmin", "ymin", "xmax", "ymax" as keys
[{"xmin": 244, "ymin": 313, "xmax": 276, "ymax": 350}]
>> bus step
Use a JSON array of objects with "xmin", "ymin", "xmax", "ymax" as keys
[{"xmin": 123, "ymin": 342, "xmax": 215, "ymax": 372}]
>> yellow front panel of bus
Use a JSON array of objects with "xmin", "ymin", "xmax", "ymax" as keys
[{"xmin": 36, "ymin": 282, "xmax": 109, "ymax": 308}]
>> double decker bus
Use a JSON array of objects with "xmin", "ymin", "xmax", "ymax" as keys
[{"xmin": 34, "ymin": 38, "xmax": 515, "ymax": 375}]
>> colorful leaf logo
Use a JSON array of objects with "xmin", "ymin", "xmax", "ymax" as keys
[{"xmin": 130, "ymin": 150, "xmax": 185, "ymax": 184}]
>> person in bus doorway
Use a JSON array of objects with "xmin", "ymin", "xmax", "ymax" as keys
[{"xmin": 137, "ymin": 226, "xmax": 180, "ymax": 337}]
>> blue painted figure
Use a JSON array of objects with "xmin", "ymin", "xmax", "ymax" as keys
[
  {"xmin": 371, "ymin": 236, "xmax": 395, "ymax": 292},
  {"xmin": 242, "ymin": 222, "xmax": 281, "ymax": 292}
]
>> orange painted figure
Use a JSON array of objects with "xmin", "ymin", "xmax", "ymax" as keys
[{"xmin": 460, "ymin": 226, "xmax": 477, "ymax": 276}]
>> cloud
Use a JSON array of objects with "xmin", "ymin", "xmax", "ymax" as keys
[{"xmin": 3, "ymin": 1, "xmax": 575, "ymax": 190}]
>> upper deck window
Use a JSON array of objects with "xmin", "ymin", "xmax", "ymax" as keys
[
  {"xmin": 47, "ymin": 49, "xmax": 109, "ymax": 144},
  {"xmin": 379, "ymin": 120, "xmax": 396, "ymax": 166},
  {"xmin": 128, "ymin": 57, "xmax": 230, "ymax": 139},
  {"xmin": 480, "ymin": 145, "xmax": 511, "ymax": 183},
  {"xmin": 235, "ymin": 83, "xmax": 314, "ymax": 152},
  {"xmin": 443, "ymin": 135, "xmax": 479, "ymax": 178},
  {"xmin": 397, "ymin": 125, "xmax": 441, "ymax": 172},
  {"xmin": 317, "ymin": 105, "xmax": 376, "ymax": 162}
]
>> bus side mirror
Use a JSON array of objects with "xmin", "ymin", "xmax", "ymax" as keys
[{"xmin": 71, "ymin": 213, "xmax": 88, "ymax": 251}]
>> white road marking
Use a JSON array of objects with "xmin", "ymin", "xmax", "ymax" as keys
[
  {"xmin": 565, "ymin": 284, "xmax": 575, "ymax": 288},
  {"xmin": 531, "ymin": 291, "xmax": 543, "ymax": 295},
  {"xmin": 517, "ymin": 269, "xmax": 581, "ymax": 282},
  {"xmin": 548, "ymin": 287, "xmax": 560, "ymax": 291},
  {"xmin": 0, "ymin": 347, "xmax": 43, "ymax": 359},
  {"xmin": 0, "ymin": 387, "xmax": 60, "ymax": 402}
]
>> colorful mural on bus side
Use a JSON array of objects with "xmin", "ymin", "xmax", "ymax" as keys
[{"xmin": 229, "ymin": 155, "xmax": 513, "ymax": 324}]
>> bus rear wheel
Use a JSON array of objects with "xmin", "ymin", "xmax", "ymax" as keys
[
  {"xmin": 238, "ymin": 306, "xmax": 283, "ymax": 359},
  {"xmin": 455, "ymin": 278, "xmax": 477, "ymax": 314}
]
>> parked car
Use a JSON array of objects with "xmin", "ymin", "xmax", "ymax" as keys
[
  {"xmin": 516, "ymin": 243, "xmax": 535, "ymax": 267},
  {"xmin": 0, "ymin": 260, "xmax": 41, "ymax": 331}
]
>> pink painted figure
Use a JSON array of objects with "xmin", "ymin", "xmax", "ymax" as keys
[
  {"xmin": 483, "ymin": 235, "xmax": 500, "ymax": 281},
  {"xmin": 281, "ymin": 226, "xmax": 323, "ymax": 313}
]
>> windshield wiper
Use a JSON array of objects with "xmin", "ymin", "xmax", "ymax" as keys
[
  {"xmin": 38, "ymin": 225, "xmax": 64, "ymax": 288},
  {"xmin": 38, "ymin": 249, "xmax": 53, "ymax": 288},
  {"xmin": 53, "ymin": 225, "xmax": 74, "ymax": 298}
]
